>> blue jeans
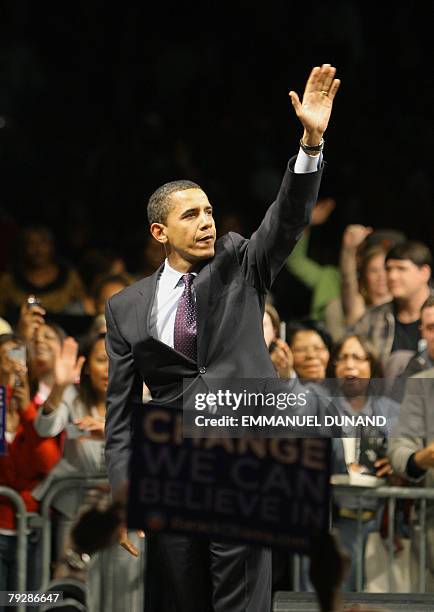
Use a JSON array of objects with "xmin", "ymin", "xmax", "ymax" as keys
[
  {"xmin": 0, "ymin": 530, "xmax": 42, "ymax": 609},
  {"xmin": 334, "ymin": 516, "xmax": 378, "ymax": 591}
]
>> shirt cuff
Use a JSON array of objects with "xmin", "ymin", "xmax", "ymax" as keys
[
  {"xmin": 294, "ymin": 147, "xmax": 323, "ymax": 174},
  {"xmin": 406, "ymin": 452, "xmax": 427, "ymax": 479}
]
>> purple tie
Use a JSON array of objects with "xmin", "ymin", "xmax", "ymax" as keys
[{"xmin": 174, "ymin": 273, "xmax": 197, "ymax": 360}]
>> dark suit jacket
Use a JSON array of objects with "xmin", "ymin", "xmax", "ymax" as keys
[{"xmin": 105, "ymin": 155, "xmax": 323, "ymax": 492}]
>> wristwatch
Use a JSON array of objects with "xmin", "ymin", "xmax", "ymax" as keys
[
  {"xmin": 299, "ymin": 137, "xmax": 324, "ymax": 155},
  {"xmin": 63, "ymin": 548, "xmax": 92, "ymax": 571}
]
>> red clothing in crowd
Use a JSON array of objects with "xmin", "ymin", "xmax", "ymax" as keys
[{"xmin": 0, "ymin": 395, "xmax": 62, "ymax": 529}]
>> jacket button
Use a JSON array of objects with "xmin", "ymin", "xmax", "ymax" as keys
[{"xmin": 199, "ymin": 366, "xmax": 206, "ymax": 374}]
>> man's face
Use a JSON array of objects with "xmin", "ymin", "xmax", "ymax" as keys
[
  {"xmin": 158, "ymin": 189, "xmax": 216, "ymax": 265},
  {"xmin": 420, "ymin": 306, "xmax": 434, "ymax": 359},
  {"xmin": 386, "ymin": 259, "xmax": 429, "ymax": 300}
]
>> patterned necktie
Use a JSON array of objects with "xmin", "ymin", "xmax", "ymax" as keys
[{"xmin": 174, "ymin": 273, "xmax": 197, "ymax": 360}]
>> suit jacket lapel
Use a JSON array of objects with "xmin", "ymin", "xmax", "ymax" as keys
[
  {"xmin": 135, "ymin": 260, "xmax": 211, "ymax": 364},
  {"xmin": 194, "ymin": 261, "xmax": 211, "ymax": 364},
  {"xmin": 135, "ymin": 264, "xmax": 163, "ymax": 342}
]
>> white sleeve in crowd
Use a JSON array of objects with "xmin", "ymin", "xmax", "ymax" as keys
[{"xmin": 34, "ymin": 385, "xmax": 77, "ymax": 438}]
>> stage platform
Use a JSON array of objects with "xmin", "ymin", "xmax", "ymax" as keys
[{"xmin": 273, "ymin": 591, "xmax": 434, "ymax": 611}]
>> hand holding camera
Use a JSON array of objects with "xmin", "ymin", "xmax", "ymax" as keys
[
  {"xmin": 9, "ymin": 364, "xmax": 30, "ymax": 412},
  {"xmin": 17, "ymin": 295, "xmax": 46, "ymax": 343}
]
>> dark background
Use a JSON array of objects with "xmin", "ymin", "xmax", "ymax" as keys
[{"xmin": 0, "ymin": 2, "xmax": 432, "ymax": 316}]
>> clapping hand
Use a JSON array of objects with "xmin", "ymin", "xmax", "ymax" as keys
[{"xmin": 74, "ymin": 415, "xmax": 105, "ymax": 440}]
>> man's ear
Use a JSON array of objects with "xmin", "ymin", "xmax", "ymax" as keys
[
  {"xmin": 150, "ymin": 223, "xmax": 168, "ymax": 244},
  {"xmin": 421, "ymin": 264, "xmax": 431, "ymax": 284}
]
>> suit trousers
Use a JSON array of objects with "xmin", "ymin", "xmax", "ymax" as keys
[{"xmin": 145, "ymin": 533, "xmax": 271, "ymax": 612}]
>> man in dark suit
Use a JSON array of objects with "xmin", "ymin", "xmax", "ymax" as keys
[{"xmin": 105, "ymin": 64, "xmax": 340, "ymax": 612}]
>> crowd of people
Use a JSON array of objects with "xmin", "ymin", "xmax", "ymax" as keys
[{"xmin": 0, "ymin": 210, "xmax": 433, "ymax": 608}]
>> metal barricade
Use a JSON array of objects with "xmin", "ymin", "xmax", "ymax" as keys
[
  {"xmin": 38, "ymin": 474, "xmax": 145, "ymax": 612},
  {"xmin": 332, "ymin": 484, "xmax": 434, "ymax": 593},
  {"xmin": 39, "ymin": 474, "xmax": 108, "ymax": 587},
  {"xmin": 0, "ymin": 486, "xmax": 28, "ymax": 612},
  {"xmin": 292, "ymin": 484, "xmax": 434, "ymax": 594}
]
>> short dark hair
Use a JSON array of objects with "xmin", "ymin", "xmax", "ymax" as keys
[
  {"xmin": 39, "ymin": 320, "xmax": 67, "ymax": 343},
  {"xmin": 385, "ymin": 241, "xmax": 433, "ymax": 271},
  {"xmin": 286, "ymin": 318, "xmax": 333, "ymax": 352},
  {"xmin": 147, "ymin": 180, "xmax": 202, "ymax": 225},
  {"xmin": 92, "ymin": 273, "xmax": 132, "ymax": 301},
  {"xmin": 0, "ymin": 333, "xmax": 22, "ymax": 350},
  {"xmin": 421, "ymin": 294, "xmax": 434, "ymax": 314}
]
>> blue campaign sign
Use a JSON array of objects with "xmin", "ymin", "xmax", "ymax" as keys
[
  {"xmin": 0, "ymin": 386, "xmax": 6, "ymax": 455},
  {"xmin": 128, "ymin": 402, "xmax": 331, "ymax": 552}
]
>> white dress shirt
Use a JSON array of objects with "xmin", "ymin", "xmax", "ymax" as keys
[
  {"xmin": 149, "ymin": 261, "xmax": 197, "ymax": 348},
  {"xmin": 149, "ymin": 147, "xmax": 321, "ymax": 346}
]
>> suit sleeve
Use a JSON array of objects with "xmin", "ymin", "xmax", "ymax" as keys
[
  {"xmin": 387, "ymin": 377, "xmax": 427, "ymax": 481},
  {"xmin": 237, "ymin": 155, "xmax": 323, "ymax": 292},
  {"xmin": 352, "ymin": 310, "xmax": 371, "ymax": 336},
  {"xmin": 105, "ymin": 299, "xmax": 141, "ymax": 494}
]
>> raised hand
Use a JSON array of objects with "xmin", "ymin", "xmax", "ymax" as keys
[
  {"xmin": 310, "ymin": 198, "xmax": 336, "ymax": 226},
  {"xmin": 17, "ymin": 299, "xmax": 46, "ymax": 343},
  {"xmin": 53, "ymin": 337, "xmax": 85, "ymax": 387},
  {"xmin": 342, "ymin": 224, "xmax": 373, "ymax": 250},
  {"xmin": 289, "ymin": 64, "xmax": 340, "ymax": 145},
  {"xmin": 270, "ymin": 338, "xmax": 293, "ymax": 378}
]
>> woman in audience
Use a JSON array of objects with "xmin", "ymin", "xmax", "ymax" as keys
[
  {"xmin": 34, "ymin": 332, "xmax": 143, "ymax": 609},
  {"xmin": 340, "ymin": 225, "xmax": 392, "ymax": 327},
  {"xmin": 33, "ymin": 333, "xmax": 105, "ymax": 548},
  {"xmin": 0, "ymin": 226, "xmax": 88, "ymax": 323},
  {"xmin": 285, "ymin": 198, "xmax": 345, "ymax": 341},
  {"xmin": 263, "ymin": 302, "xmax": 293, "ymax": 378},
  {"xmin": 28, "ymin": 321, "xmax": 67, "ymax": 404},
  {"xmin": 286, "ymin": 319, "xmax": 332, "ymax": 382},
  {"xmin": 328, "ymin": 333, "xmax": 398, "ymax": 591},
  {"xmin": 0, "ymin": 334, "xmax": 61, "ymax": 592}
]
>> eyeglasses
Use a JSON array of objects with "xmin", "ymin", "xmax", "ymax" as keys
[{"xmin": 334, "ymin": 353, "xmax": 369, "ymax": 364}]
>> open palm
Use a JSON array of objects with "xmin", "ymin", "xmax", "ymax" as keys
[
  {"xmin": 289, "ymin": 64, "xmax": 340, "ymax": 141},
  {"xmin": 54, "ymin": 337, "xmax": 85, "ymax": 386}
]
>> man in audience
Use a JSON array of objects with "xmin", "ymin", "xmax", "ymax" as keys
[
  {"xmin": 354, "ymin": 241, "xmax": 432, "ymax": 364},
  {"xmin": 388, "ymin": 370, "xmax": 434, "ymax": 590},
  {"xmin": 400, "ymin": 294, "xmax": 434, "ymax": 378}
]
